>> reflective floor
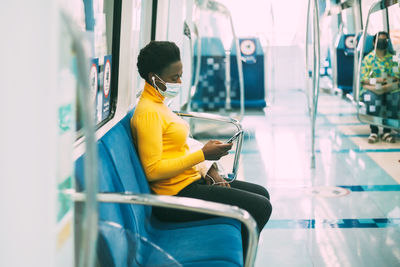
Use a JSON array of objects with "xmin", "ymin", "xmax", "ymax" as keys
[{"xmin": 225, "ymin": 89, "xmax": 400, "ymax": 266}]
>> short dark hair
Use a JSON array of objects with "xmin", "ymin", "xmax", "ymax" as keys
[
  {"xmin": 137, "ymin": 41, "xmax": 181, "ymax": 84},
  {"xmin": 373, "ymin": 31, "xmax": 389, "ymax": 44}
]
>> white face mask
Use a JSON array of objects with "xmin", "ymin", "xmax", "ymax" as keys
[{"xmin": 152, "ymin": 74, "xmax": 182, "ymax": 98}]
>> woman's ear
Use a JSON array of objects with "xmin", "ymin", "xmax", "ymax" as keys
[{"xmin": 148, "ymin": 72, "xmax": 155, "ymax": 84}]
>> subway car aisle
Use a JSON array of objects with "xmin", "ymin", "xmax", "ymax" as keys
[{"xmin": 235, "ymin": 89, "xmax": 400, "ymax": 266}]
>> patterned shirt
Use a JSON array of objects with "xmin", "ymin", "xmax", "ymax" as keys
[{"xmin": 360, "ymin": 51, "xmax": 400, "ymax": 94}]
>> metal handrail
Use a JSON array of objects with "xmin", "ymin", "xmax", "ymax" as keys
[
  {"xmin": 305, "ymin": 0, "xmax": 320, "ymax": 168},
  {"xmin": 192, "ymin": 23, "xmax": 202, "ymax": 107},
  {"xmin": 332, "ymin": 23, "xmax": 344, "ymax": 92},
  {"xmin": 67, "ymin": 191, "xmax": 258, "ymax": 267},
  {"xmin": 355, "ymin": 0, "xmax": 399, "ymax": 130},
  {"xmin": 183, "ymin": 21, "xmax": 201, "ymax": 113},
  {"xmin": 352, "ymin": 0, "xmax": 363, "ymax": 98},
  {"xmin": 60, "ymin": 10, "xmax": 98, "ymax": 267},
  {"xmin": 174, "ymin": 110, "xmax": 243, "ymax": 181},
  {"xmin": 183, "ymin": 20, "xmax": 194, "ymax": 112},
  {"xmin": 305, "ymin": 0, "xmax": 312, "ymax": 115},
  {"xmin": 311, "ymin": 0, "xmax": 321, "ymax": 169}
]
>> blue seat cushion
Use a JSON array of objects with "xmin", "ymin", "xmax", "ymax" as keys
[{"xmin": 143, "ymin": 223, "xmax": 243, "ymax": 266}]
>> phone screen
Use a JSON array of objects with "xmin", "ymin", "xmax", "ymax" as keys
[{"xmin": 227, "ymin": 131, "xmax": 242, "ymax": 143}]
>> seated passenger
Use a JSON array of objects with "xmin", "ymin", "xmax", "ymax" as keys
[
  {"xmin": 131, "ymin": 41, "xmax": 272, "ymax": 255},
  {"xmin": 360, "ymin": 31, "xmax": 400, "ymax": 143}
]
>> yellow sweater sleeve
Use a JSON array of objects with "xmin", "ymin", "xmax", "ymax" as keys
[{"xmin": 133, "ymin": 111, "xmax": 205, "ymax": 181}]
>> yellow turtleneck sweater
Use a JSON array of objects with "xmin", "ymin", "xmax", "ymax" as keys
[{"xmin": 130, "ymin": 82, "xmax": 204, "ymax": 195}]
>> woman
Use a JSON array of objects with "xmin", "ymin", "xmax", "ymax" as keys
[
  {"xmin": 360, "ymin": 31, "xmax": 399, "ymax": 143},
  {"xmin": 131, "ymin": 41, "xmax": 272, "ymax": 254}
]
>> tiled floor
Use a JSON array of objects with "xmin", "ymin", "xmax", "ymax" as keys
[{"xmin": 230, "ymin": 89, "xmax": 400, "ymax": 266}]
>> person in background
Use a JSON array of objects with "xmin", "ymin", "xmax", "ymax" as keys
[
  {"xmin": 360, "ymin": 31, "xmax": 400, "ymax": 143},
  {"xmin": 131, "ymin": 41, "xmax": 272, "ymax": 257}
]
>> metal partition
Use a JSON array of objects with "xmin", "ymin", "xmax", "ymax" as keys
[
  {"xmin": 191, "ymin": 0, "xmax": 245, "ymax": 120},
  {"xmin": 356, "ymin": 0, "xmax": 400, "ymax": 130},
  {"xmin": 323, "ymin": 0, "xmax": 364, "ymax": 98},
  {"xmin": 175, "ymin": 111, "xmax": 243, "ymax": 181},
  {"xmin": 183, "ymin": 21, "xmax": 202, "ymax": 113},
  {"xmin": 305, "ymin": 0, "xmax": 321, "ymax": 168}
]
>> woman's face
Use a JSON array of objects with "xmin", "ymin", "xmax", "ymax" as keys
[{"xmin": 153, "ymin": 61, "xmax": 183, "ymax": 91}]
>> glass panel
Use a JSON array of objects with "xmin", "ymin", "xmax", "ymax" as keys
[
  {"xmin": 189, "ymin": 3, "xmax": 233, "ymax": 112},
  {"xmin": 388, "ymin": 3, "xmax": 400, "ymax": 50},
  {"xmin": 77, "ymin": 0, "xmax": 118, "ymax": 131},
  {"xmin": 97, "ymin": 221, "xmax": 183, "ymax": 267},
  {"xmin": 342, "ymin": 6, "xmax": 356, "ymax": 34},
  {"xmin": 362, "ymin": 0, "xmax": 385, "ymax": 35},
  {"xmin": 357, "ymin": 5, "xmax": 400, "ymax": 131}
]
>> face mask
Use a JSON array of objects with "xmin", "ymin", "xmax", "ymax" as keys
[
  {"xmin": 377, "ymin": 39, "xmax": 388, "ymax": 50},
  {"xmin": 152, "ymin": 74, "xmax": 182, "ymax": 98}
]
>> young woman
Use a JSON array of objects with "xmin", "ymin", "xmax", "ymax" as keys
[{"xmin": 131, "ymin": 41, "xmax": 272, "ymax": 254}]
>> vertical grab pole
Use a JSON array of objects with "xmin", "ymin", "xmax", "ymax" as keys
[
  {"xmin": 305, "ymin": 0, "xmax": 312, "ymax": 115},
  {"xmin": 311, "ymin": 0, "xmax": 321, "ymax": 168},
  {"xmin": 190, "ymin": 23, "xmax": 202, "ymax": 112},
  {"xmin": 352, "ymin": 0, "xmax": 363, "ymax": 98},
  {"xmin": 356, "ymin": 3, "xmax": 374, "ymax": 105},
  {"xmin": 183, "ymin": 21, "xmax": 194, "ymax": 112},
  {"xmin": 60, "ymin": 11, "xmax": 98, "ymax": 267},
  {"xmin": 228, "ymin": 11, "xmax": 245, "ymax": 119}
]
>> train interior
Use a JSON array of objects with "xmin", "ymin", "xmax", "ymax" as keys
[{"xmin": 2, "ymin": 0, "xmax": 400, "ymax": 266}]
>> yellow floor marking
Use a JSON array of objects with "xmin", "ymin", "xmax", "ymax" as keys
[
  {"xmin": 326, "ymin": 116, "xmax": 361, "ymax": 124},
  {"xmin": 367, "ymin": 152, "xmax": 400, "ymax": 182},
  {"xmin": 337, "ymin": 124, "xmax": 371, "ymax": 135},
  {"xmin": 350, "ymin": 137, "xmax": 400, "ymax": 150}
]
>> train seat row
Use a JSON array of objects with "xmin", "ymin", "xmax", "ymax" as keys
[
  {"xmin": 192, "ymin": 37, "xmax": 266, "ymax": 110},
  {"xmin": 75, "ymin": 110, "xmax": 244, "ymax": 267},
  {"xmin": 336, "ymin": 33, "xmax": 394, "ymax": 95}
]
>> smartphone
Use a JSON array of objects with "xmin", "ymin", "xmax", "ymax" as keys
[{"xmin": 227, "ymin": 131, "xmax": 242, "ymax": 144}]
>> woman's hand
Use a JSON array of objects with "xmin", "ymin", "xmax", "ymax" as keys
[
  {"xmin": 382, "ymin": 82, "xmax": 398, "ymax": 92},
  {"xmin": 201, "ymin": 140, "xmax": 233, "ymax": 160},
  {"xmin": 203, "ymin": 165, "xmax": 230, "ymax": 187},
  {"xmin": 375, "ymin": 77, "xmax": 386, "ymax": 83}
]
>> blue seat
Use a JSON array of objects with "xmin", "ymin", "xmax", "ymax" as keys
[
  {"xmin": 75, "ymin": 110, "xmax": 244, "ymax": 266},
  {"xmin": 230, "ymin": 37, "xmax": 266, "ymax": 109}
]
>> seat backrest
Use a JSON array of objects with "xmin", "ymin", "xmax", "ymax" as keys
[
  {"xmin": 99, "ymin": 110, "xmax": 152, "ymax": 240},
  {"xmin": 364, "ymin": 34, "xmax": 395, "ymax": 56},
  {"xmin": 117, "ymin": 109, "xmax": 151, "ymax": 196},
  {"xmin": 75, "ymin": 142, "xmax": 138, "ymax": 231}
]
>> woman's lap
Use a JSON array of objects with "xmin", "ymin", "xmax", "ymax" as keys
[{"xmin": 153, "ymin": 179, "xmax": 272, "ymax": 231}]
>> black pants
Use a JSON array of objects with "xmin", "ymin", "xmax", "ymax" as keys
[
  {"xmin": 363, "ymin": 90, "xmax": 400, "ymax": 134},
  {"xmin": 153, "ymin": 179, "xmax": 272, "ymax": 257}
]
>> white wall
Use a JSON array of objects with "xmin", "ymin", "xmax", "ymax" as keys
[
  {"xmin": 0, "ymin": 1, "xmax": 59, "ymax": 266},
  {"xmin": 267, "ymin": 45, "xmax": 307, "ymax": 92}
]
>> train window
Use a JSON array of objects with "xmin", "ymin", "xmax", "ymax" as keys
[
  {"xmin": 77, "ymin": 0, "xmax": 122, "ymax": 131},
  {"xmin": 388, "ymin": 4, "xmax": 400, "ymax": 50},
  {"xmin": 341, "ymin": 6, "xmax": 356, "ymax": 34},
  {"xmin": 362, "ymin": 0, "xmax": 385, "ymax": 35}
]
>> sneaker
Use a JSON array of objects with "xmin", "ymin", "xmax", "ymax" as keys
[
  {"xmin": 368, "ymin": 133, "xmax": 379, "ymax": 143},
  {"xmin": 382, "ymin": 133, "xmax": 395, "ymax": 143}
]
